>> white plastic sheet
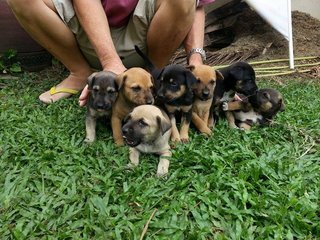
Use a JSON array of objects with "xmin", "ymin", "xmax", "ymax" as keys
[{"xmin": 245, "ymin": 0, "xmax": 294, "ymax": 68}]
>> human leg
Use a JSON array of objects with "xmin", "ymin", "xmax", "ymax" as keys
[
  {"xmin": 7, "ymin": 0, "xmax": 93, "ymax": 104},
  {"xmin": 147, "ymin": 0, "xmax": 196, "ymax": 68}
]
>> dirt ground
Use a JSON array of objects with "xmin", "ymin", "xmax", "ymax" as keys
[{"xmin": 171, "ymin": 8, "xmax": 320, "ymax": 79}]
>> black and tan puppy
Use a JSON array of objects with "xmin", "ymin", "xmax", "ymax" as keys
[
  {"xmin": 134, "ymin": 45, "xmax": 197, "ymax": 142},
  {"xmin": 188, "ymin": 64, "xmax": 224, "ymax": 136},
  {"xmin": 111, "ymin": 67, "xmax": 154, "ymax": 146},
  {"xmin": 85, "ymin": 71, "xmax": 118, "ymax": 143},
  {"xmin": 122, "ymin": 105, "xmax": 172, "ymax": 176},
  {"xmin": 157, "ymin": 65, "xmax": 197, "ymax": 143},
  {"xmin": 222, "ymin": 88, "xmax": 285, "ymax": 130},
  {"xmin": 209, "ymin": 61, "xmax": 259, "ymax": 128}
]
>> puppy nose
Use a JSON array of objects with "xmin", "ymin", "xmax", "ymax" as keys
[
  {"xmin": 146, "ymin": 98, "xmax": 153, "ymax": 105},
  {"xmin": 202, "ymin": 89, "xmax": 209, "ymax": 96}
]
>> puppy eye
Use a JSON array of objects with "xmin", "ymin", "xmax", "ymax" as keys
[
  {"xmin": 132, "ymin": 86, "xmax": 141, "ymax": 92},
  {"xmin": 210, "ymin": 80, "xmax": 215, "ymax": 84},
  {"xmin": 108, "ymin": 90, "xmax": 116, "ymax": 94},
  {"xmin": 170, "ymin": 81, "xmax": 177, "ymax": 87},
  {"xmin": 138, "ymin": 119, "xmax": 148, "ymax": 127}
]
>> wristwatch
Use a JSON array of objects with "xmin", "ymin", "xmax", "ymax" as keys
[{"xmin": 187, "ymin": 48, "xmax": 206, "ymax": 63}]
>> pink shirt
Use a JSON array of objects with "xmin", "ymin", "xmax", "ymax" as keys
[{"xmin": 101, "ymin": 0, "xmax": 215, "ymax": 28}]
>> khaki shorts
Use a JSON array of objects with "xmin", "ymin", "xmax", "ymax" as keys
[{"xmin": 52, "ymin": 0, "xmax": 156, "ymax": 70}]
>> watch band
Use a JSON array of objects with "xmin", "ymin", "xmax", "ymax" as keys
[{"xmin": 187, "ymin": 48, "xmax": 206, "ymax": 63}]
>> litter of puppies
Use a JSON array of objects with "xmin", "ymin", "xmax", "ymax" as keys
[{"xmin": 84, "ymin": 48, "xmax": 285, "ymax": 176}]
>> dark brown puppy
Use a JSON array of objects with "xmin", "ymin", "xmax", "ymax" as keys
[
  {"xmin": 111, "ymin": 67, "xmax": 154, "ymax": 146},
  {"xmin": 222, "ymin": 88, "xmax": 285, "ymax": 130},
  {"xmin": 85, "ymin": 71, "xmax": 118, "ymax": 143},
  {"xmin": 209, "ymin": 61, "xmax": 259, "ymax": 128},
  {"xmin": 157, "ymin": 65, "xmax": 197, "ymax": 143},
  {"xmin": 188, "ymin": 64, "xmax": 223, "ymax": 136},
  {"xmin": 122, "ymin": 105, "xmax": 172, "ymax": 176}
]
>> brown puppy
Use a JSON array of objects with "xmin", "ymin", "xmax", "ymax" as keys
[
  {"xmin": 85, "ymin": 71, "xmax": 118, "ymax": 143},
  {"xmin": 222, "ymin": 88, "xmax": 285, "ymax": 130},
  {"xmin": 111, "ymin": 67, "xmax": 154, "ymax": 146},
  {"xmin": 122, "ymin": 105, "xmax": 172, "ymax": 176},
  {"xmin": 188, "ymin": 65, "xmax": 223, "ymax": 136}
]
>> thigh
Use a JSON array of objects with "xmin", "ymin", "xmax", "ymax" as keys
[{"xmin": 113, "ymin": 0, "xmax": 156, "ymax": 68}]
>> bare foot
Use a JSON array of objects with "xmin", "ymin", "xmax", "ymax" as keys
[{"xmin": 39, "ymin": 72, "xmax": 92, "ymax": 104}]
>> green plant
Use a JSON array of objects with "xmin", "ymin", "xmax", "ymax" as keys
[{"xmin": 0, "ymin": 49, "xmax": 22, "ymax": 74}]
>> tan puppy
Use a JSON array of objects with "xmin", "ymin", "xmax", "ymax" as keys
[
  {"xmin": 122, "ymin": 105, "xmax": 172, "ymax": 176},
  {"xmin": 188, "ymin": 65, "xmax": 223, "ymax": 136},
  {"xmin": 111, "ymin": 67, "xmax": 154, "ymax": 146}
]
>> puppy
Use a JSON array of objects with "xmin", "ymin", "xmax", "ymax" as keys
[
  {"xmin": 188, "ymin": 64, "xmax": 224, "ymax": 136},
  {"xmin": 122, "ymin": 105, "xmax": 172, "ymax": 176},
  {"xmin": 135, "ymin": 45, "xmax": 197, "ymax": 143},
  {"xmin": 209, "ymin": 61, "xmax": 259, "ymax": 129},
  {"xmin": 222, "ymin": 88, "xmax": 285, "ymax": 130},
  {"xmin": 157, "ymin": 65, "xmax": 197, "ymax": 143},
  {"xmin": 111, "ymin": 67, "xmax": 154, "ymax": 146},
  {"xmin": 85, "ymin": 71, "xmax": 118, "ymax": 143}
]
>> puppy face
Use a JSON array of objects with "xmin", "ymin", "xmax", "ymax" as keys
[
  {"xmin": 122, "ymin": 105, "xmax": 171, "ymax": 147},
  {"xmin": 117, "ymin": 67, "xmax": 154, "ymax": 105},
  {"xmin": 87, "ymin": 71, "xmax": 118, "ymax": 112},
  {"xmin": 188, "ymin": 65, "xmax": 223, "ymax": 101},
  {"xmin": 251, "ymin": 88, "xmax": 285, "ymax": 123},
  {"xmin": 157, "ymin": 65, "xmax": 197, "ymax": 102},
  {"xmin": 226, "ymin": 62, "xmax": 258, "ymax": 96}
]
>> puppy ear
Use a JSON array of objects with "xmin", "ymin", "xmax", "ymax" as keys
[
  {"xmin": 116, "ymin": 73, "xmax": 127, "ymax": 90},
  {"xmin": 157, "ymin": 116, "xmax": 171, "ymax": 135},
  {"xmin": 279, "ymin": 98, "xmax": 285, "ymax": 112},
  {"xmin": 87, "ymin": 72, "xmax": 97, "ymax": 90},
  {"xmin": 263, "ymin": 92, "xmax": 271, "ymax": 100},
  {"xmin": 186, "ymin": 65, "xmax": 195, "ymax": 72},
  {"xmin": 184, "ymin": 70, "xmax": 197, "ymax": 90},
  {"xmin": 215, "ymin": 70, "xmax": 224, "ymax": 80}
]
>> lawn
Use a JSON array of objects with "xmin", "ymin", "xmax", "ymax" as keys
[{"xmin": 0, "ymin": 66, "xmax": 319, "ymax": 239}]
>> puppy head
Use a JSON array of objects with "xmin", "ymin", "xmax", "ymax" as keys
[
  {"xmin": 87, "ymin": 71, "xmax": 118, "ymax": 111},
  {"xmin": 188, "ymin": 65, "xmax": 223, "ymax": 101},
  {"xmin": 225, "ymin": 62, "xmax": 258, "ymax": 96},
  {"xmin": 251, "ymin": 88, "xmax": 285, "ymax": 123},
  {"xmin": 157, "ymin": 65, "xmax": 197, "ymax": 102},
  {"xmin": 116, "ymin": 67, "xmax": 154, "ymax": 105},
  {"xmin": 122, "ymin": 105, "xmax": 171, "ymax": 147}
]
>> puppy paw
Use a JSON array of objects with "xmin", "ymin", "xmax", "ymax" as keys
[
  {"xmin": 200, "ymin": 127, "xmax": 212, "ymax": 136},
  {"xmin": 115, "ymin": 139, "xmax": 125, "ymax": 146},
  {"xmin": 222, "ymin": 102, "xmax": 229, "ymax": 111},
  {"xmin": 84, "ymin": 137, "xmax": 95, "ymax": 144},
  {"xmin": 171, "ymin": 136, "xmax": 181, "ymax": 143},
  {"xmin": 229, "ymin": 123, "xmax": 239, "ymax": 129},
  {"xmin": 181, "ymin": 137, "xmax": 189, "ymax": 143},
  {"xmin": 126, "ymin": 163, "xmax": 138, "ymax": 169}
]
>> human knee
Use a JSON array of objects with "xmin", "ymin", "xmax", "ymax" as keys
[
  {"xmin": 7, "ymin": 0, "xmax": 36, "ymax": 14},
  {"xmin": 164, "ymin": 0, "xmax": 196, "ymax": 17}
]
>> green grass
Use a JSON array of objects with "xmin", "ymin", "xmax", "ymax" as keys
[{"xmin": 0, "ymin": 68, "xmax": 319, "ymax": 239}]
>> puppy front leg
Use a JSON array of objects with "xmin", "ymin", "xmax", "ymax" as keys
[
  {"xmin": 225, "ymin": 111, "xmax": 238, "ymax": 129},
  {"xmin": 222, "ymin": 101, "xmax": 243, "ymax": 111},
  {"xmin": 127, "ymin": 147, "xmax": 140, "ymax": 168},
  {"xmin": 180, "ymin": 110, "xmax": 192, "ymax": 143},
  {"xmin": 238, "ymin": 122, "xmax": 252, "ymax": 130},
  {"xmin": 85, "ymin": 114, "xmax": 97, "ymax": 143},
  {"xmin": 157, "ymin": 151, "xmax": 171, "ymax": 177},
  {"xmin": 111, "ymin": 115, "xmax": 124, "ymax": 146},
  {"xmin": 192, "ymin": 112, "xmax": 212, "ymax": 136},
  {"xmin": 169, "ymin": 113, "xmax": 180, "ymax": 143}
]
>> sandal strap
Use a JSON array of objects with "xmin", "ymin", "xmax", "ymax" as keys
[{"xmin": 49, "ymin": 86, "xmax": 79, "ymax": 95}]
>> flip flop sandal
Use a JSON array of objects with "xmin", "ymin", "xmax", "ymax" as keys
[{"xmin": 39, "ymin": 86, "xmax": 79, "ymax": 104}]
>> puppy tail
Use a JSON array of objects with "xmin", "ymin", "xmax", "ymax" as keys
[{"xmin": 134, "ymin": 45, "xmax": 156, "ymax": 72}]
